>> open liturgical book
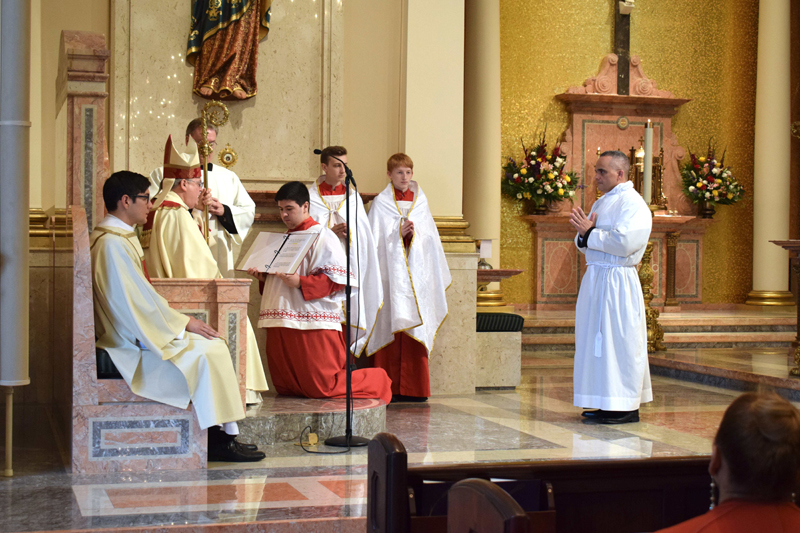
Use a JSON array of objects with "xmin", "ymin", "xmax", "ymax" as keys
[{"xmin": 237, "ymin": 232, "xmax": 319, "ymax": 275}]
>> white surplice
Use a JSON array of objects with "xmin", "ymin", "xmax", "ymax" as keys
[
  {"xmin": 308, "ymin": 178, "xmax": 383, "ymax": 355},
  {"xmin": 142, "ymin": 191, "xmax": 269, "ymax": 397},
  {"xmin": 573, "ymin": 180, "xmax": 653, "ymax": 411},
  {"xmin": 367, "ymin": 182, "xmax": 451, "ymax": 356},
  {"xmin": 91, "ymin": 215, "xmax": 244, "ymax": 430},
  {"xmin": 149, "ymin": 164, "xmax": 255, "ymax": 277},
  {"xmin": 257, "ymin": 221, "xmax": 356, "ymax": 330}
]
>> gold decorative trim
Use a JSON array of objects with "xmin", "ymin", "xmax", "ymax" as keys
[
  {"xmin": 745, "ymin": 290, "xmax": 795, "ymax": 306},
  {"xmin": 434, "ymin": 215, "xmax": 474, "ymax": 252},
  {"xmin": 29, "ymin": 208, "xmax": 73, "ymax": 238}
]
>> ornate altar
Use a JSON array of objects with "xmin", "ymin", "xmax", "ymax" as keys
[{"xmin": 521, "ymin": 54, "xmax": 713, "ymax": 310}]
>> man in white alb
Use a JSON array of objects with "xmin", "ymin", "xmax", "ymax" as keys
[{"xmin": 569, "ymin": 151, "xmax": 653, "ymax": 424}]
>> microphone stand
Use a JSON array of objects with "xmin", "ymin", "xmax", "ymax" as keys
[{"xmin": 325, "ymin": 156, "xmax": 368, "ymax": 448}]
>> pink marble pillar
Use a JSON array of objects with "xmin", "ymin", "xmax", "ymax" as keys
[{"xmin": 58, "ymin": 31, "xmax": 110, "ymax": 230}]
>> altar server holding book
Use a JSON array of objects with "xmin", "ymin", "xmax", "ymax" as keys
[
  {"xmin": 368, "ymin": 153, "xmax": 451, "ymax": 401},
  {"xmin": 249, "ymin": 181, "xmax": 392, "ymax": 404}
]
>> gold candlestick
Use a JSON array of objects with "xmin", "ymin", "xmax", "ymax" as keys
[{"xmin": 638, "ymin": 241, "xmax": 666, "ymax": 352}]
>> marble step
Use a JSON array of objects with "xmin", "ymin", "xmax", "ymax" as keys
[
  {"xmin": 522, "ymin": 315, "xmax": 797, "ymax": 330},
  {"xmin": 522, "ymin": 330, "xmax": 796, "ymax": 351},
  {"xmin": 237, "ymin": 396, "xmax": 386, "ymax": 449},
  {"xmin": 522, "ymin": 324, "xmax": 796, "ymax": 334}
]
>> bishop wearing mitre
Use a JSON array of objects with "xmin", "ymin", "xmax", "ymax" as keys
[
  {"xmin": 142, "ymin": 136, "xmax": 269, "ymax": 404},
  {"xmin": 149, "ymin": 119, "xmax": 255, "ymax": 278}
]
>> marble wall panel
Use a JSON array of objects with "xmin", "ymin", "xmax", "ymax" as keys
[
  {"xmin": 73, "ymin": 404, "xmax": 206, "ymax": 473},
  {"xmin": 541, "ymin": 239, "xmax": 580, "ymax": 297},
  {"xmin": 111, "ymin": 0, "xmax": 343, "ymax": 187},
  {"xmin": 27, "ymin": 249, "xmax": 54, "ymax": 405},
  {"xmin": 429, "ymin": 253, "xmax": 478, "ymax": 396},
  {"xmin": 476, "ymin": 332, "xmax": 521, "ymax": 389},
  {"xmin": 676, "ymin": 240, "xmax": 700, "ymax": 299}
]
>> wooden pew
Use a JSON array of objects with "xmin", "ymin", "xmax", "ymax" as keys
[
  {"xmin": 367, "ymin": 432, "xmax": 711, "ymax": 533},
  {"xmin": 448, "ymin": 478, "xmax": 530, "ymax": 533}
]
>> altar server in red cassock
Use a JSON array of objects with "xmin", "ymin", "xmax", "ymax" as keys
[
  {"xmin": 248, "ymin": 182, "xmax": 392, "ymax": 405},
  {"xmin": 368, "ymin": 154, "xmax": 451, "ymax": 401},
  {"xmin": 308, "ymin": 146, "xmax": 383, "ymax": 357}
]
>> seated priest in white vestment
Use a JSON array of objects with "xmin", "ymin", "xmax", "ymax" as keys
[
  {"xmin": 142, "ymin": 136, "xmax": 269, "ymax": 405},
  {"xmin": 247, "ymin": 181, "xmax": 392, "ymax": 405},
  {"xmin": 92, "ymin": 171, "xmax": 264, "ymax": 462},
  {"xmin": 307, "ymin": 146, "xmax": 383, "ymax": 357},
  {"xmin": 367, "ymin": 153, "xmax": 451, "ymax": 401},
  {"xmin": 569, "ymin": 151, "xmax": 653, "ymax": 424},
  {"xmin": 148, "ymin": 118, "xmax": 255, "ymax": 277}
]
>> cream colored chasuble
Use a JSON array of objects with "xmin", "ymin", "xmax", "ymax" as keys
[
  {"xmin": 149, "ymin": 164, "xmax": 256, "ymax": 278},
  {"xmin": 143, "ymin": 192, "xmax": 269, "ymax": 396},
  {"xmin": 91, "ymin": 215, "xmax": 244, "ymax": 429}
]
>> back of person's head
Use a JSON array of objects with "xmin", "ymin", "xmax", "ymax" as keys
[
  {"xmin": 387, "ymin": 153, "xmax": 414, "ymax": 172},
  {"xmin": 185, "ymin": 117, "xmax": 218, "ymax": 138},
  {"xmin": 103, "ymin": 171, "xmax": 150, "ymax": 212},
  {"xmin": 715, "ymin": 391, "xmax": 800, "ymax": 500},
  {"xmin": 320, "ymin": 145, "xmax": 347, "ymax": 165},
  {"xmin": 600, "ymin": 150, "xmax": 631, "ymax": 178},
  {"xmin": 275, "ymin": 181, "xmax": 310, "ymax": 207}
]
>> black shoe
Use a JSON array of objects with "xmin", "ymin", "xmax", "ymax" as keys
[
  {"xmin": 590, "ymin": 409, "xmax": 640, "ymax": 424},
  {"xmin": 581, "ymin": 409, "xmax": 604, "ymax": 418},
  {"xmin": 209, "ymin": 439, "xmax": 266, "ymax": 462},
  {"xmin": 391, "ymin": 394, "xmax": 428, "ymax": 403},
  {"xmin": 235, "ymin": 440, "xmax": 258, "ymax": 452}
]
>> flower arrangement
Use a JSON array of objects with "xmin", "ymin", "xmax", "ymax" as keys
[
  {"xmin": 680, "ymin": 147, "xmax": 744, "ymax": 206},
  {"xmin": 501, "ymin": 132, "xmax": 579, "ymax": 209}
]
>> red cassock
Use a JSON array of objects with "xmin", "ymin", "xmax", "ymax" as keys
[
  {"xmin": 265, "ymin": 269, "xmax": 393, "ymax": 405},
  {"xmin": 373, "ymin": 333, "xmax": 430, "ymax": 397},
  {"xmin": 371, "ymin": 186, "xmax": 430, "ymax": 398}
]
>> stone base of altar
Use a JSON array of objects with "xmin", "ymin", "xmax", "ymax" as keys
[{"xmin": 520, "ymin": 214, "xmax": 713, "ymax": 308}]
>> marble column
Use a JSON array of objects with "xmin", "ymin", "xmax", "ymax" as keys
[
  {"xmin": 463, "ymin": 0, "xmax": 501, "ymax": 267},
  {"xmin": 747, "ymin": 0, "xmax": 793, "ymax": 305},
  {"xmin": 57, "ymin": 31, "xmax": 110, "ymax": 231},
  {"xmin": 0, "ymin": 0, "xmax": 32, "ymax": 388},
  {"xmin": 0, "ymin": 0, "xmax": 32, "ymax": 478},
  {"xmin": 404, "ymin": 0, "xmax": 472, "ymax": 252}
]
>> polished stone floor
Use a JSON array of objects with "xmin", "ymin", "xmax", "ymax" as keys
[{"xmin": 2, "ymin": 351, "xmax": 793, "ymax": 533}]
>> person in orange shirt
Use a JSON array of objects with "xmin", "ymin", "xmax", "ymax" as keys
[{"xmin": 656, "ymin": 392, "xmax": 800, "ymax": 532}]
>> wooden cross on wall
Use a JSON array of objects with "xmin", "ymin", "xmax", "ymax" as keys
[{"xmin": 615, "ymin": 1, "xmax": 635, "ymax": 95}]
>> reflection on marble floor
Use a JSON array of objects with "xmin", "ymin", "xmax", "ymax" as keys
[{"xmin": 3, "ymin": 352, "xmax": 788, "ymax": 532}]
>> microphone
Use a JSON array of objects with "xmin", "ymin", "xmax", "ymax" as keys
[{"xmin": 313, "ymin": 149, "xmax": 322, "ymax": 155}]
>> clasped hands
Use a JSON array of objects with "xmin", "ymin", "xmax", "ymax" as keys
[
  {"xmin": 196, "ymin": 188, "xmax": 224, "ymax": 216},
  {"xmin": 569, "ymin": 207, "xmax": 597, "ymax": 237},
  {"xmin": 246, "ymin": 267, "xmax": 300, "ymax": 288},
  {"xmin": 401, "ymin": 219, "xmax": 414, "ymax": 240}
]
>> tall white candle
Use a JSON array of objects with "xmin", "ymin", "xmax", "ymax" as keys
[{"xmin": 643, "ymin": 120, "xmax": 653, "ymax": 204}]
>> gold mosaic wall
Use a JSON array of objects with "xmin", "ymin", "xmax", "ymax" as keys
[{"xmin": 500, "ymin": 0, "xmax": 759, "ymax": 304}]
